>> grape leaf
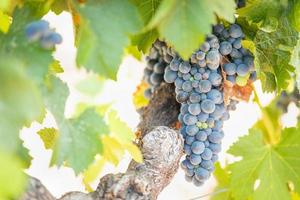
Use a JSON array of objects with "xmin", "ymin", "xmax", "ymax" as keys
[
  {"xmin": 289, "ymin": 0, "xmax": 300, "ymax": 32},
  {"xmin": 0, "ymin": 58, "xmax": 44, "ymax": 152},
  {"xmin": 237, "ymin": 0, "xmax": 286, "ymax": 32},
  {"xmin": 133, "ymin": 81, "xmax": 149, "ymax": 109},
  {"xmin": 211, "ymin": 163, "xmax": 233, "ymax": 200},
  {"xmin": 228, "ymin": 124, "xmax": 300, "ymax": 200},
  {"xmin": 107, "ymin": 110, "xmax": 134, "ymax": 143},
  {"xmin": 147, "ymin": 0, "xmax": 236, "ymax": 59},
  {"xmin": 75, "ymin": 74, "xmax": 105, "ymax": 97},
  {"xmin": 37, "ymin": 128, "xmax": 59, "ymax": 149},
  {"xmin": 130, "ymin": 0, "xmax": 161, "ymax": 53},
  {"xmin": 52, "ymin": 108, "xmax": 109, "ymax": 174},
  {"xmin": 75, "ymin": 0, "xmax": 143, "ymax": 80},
  {"xmin": 0, "ymin": 150, "xmax": 27, "ymax": 200},
  {"xmin": 290, "ymin": 35, "xmax": 300, "ymax": 90},
  {"xmin": 42, "ymin": 77, "xmax": 109, "ymax": 173}
]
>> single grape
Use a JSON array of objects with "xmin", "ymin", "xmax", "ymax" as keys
[
  {"xmin": 208, "ymin": 72, "xmax": 222, "ymax": 86},
  {"xmin": 164, "ymin": 67, "xmax": 177, "ymax": 83},
  {"xmin": 196, "ymin": 51, "xmax": 206, "ymax": 60},
  {"xmin": 186, "ymin": 125, "xmax": 199, "ymax": 136},
  {"xmin": 233, "ymin": 38, "xmax": 242, "ymax": 49},
  {"xmin": 150, "ymin": 73, "xmax": 163, "ymax": 86},
  {"xmin": 176, "ymin": 91, "xmax": 189, "ymax": 103},
  {"xmin": 207, "ymin": 89, "xmax": 223, "ymax": 104},
  {"xmin": 208, "ymin": 36, "xmax": 219, "ymax": 49},
  {"xmin": 154, "ymin": 62, "xmax": 165, "ymax": 74},
  {"xmin": 213, "ymin": 24, "xmax": 224, "ymax": 34},
  {"xmin": 210, "ymin": 105, "xmax": 225, "ymax": 120},
  {"xmin": 206, "ymin": 117, "xmax": 215, "ymax": 128},
  {"xmin": 175, "ymin": 78, "xmax": 184, "ymax": 88},
  {"xmin": 201, "ymin": 99, "xmax": 216, "ymax": 114},
  {"xmin": 179, "ymin": 61, "xmax": 191, "ymax": 73},
  {"xmin": 206, "ymin": 50, "xmax": 220, "ymax": 70},
  {"xmin": 180, "ymin": 104, "xmax": 189, "ymax": 113},
  {"xmin": 229, "ymin": 24, "xmax": 243, "ymax": 38},
  {"xmin": 191, "ymin": 141, "xmax": 205, "ymax": 154},
  {"xmin": 197, "ymin": 112, "xmax": 209, "ymax": 122},
  {"xmin": 183, "ymin": 114, "xmax": 198, "ymax": 125},
  {"xmin": 234, "ymin": 58, "xmax": 243, "ymax": 65},
  {"xmin": 211, "ymin": 154, "xmax": 218, "ymax": 162},
  {"xmin": 208, "ymin": 131, "xmax": 224, "ymax": 143},
  {"xmin": 188, "ymin": 103, "xmax": 201, "ymax": 116},
  {"xmin": 190, "ymin": 93, "xmax": 201, "ymax": 103},
  {"xmin": 196, "ymin": 131, "xmax": 207, "ymax": 141},
  {"xmin": 190, "ymin": 154, "xmax": 202, "ymax": 165},
  {"xmin": 219, "ymin": 41, "xmax": 232, "ymax": 55},
  {"xmin": 194, "ymin": 167, "xmax": 210, "ymax": 181},
  {"xmin": 237, "ymin": 63, "xmax": 250, "ymax": 76},
  {"xmin": 199, "ymin": 80, "xmax": 212, "ymax": 93},
  {"xmin": 183, "ymin": 73, "xmax": 192, "ymax": 81},
  {"xmin": 201, "ymin": 148, "xmax": 213, "ymax": 160},
  {"xmin": 200, "ymin": 42, "xmax": 210, "ymax": 52},
  {"xmin": 208, "ymin": 143, "xmax": 222, "ymax": 153},
  {"xmin": 40, "ymin": 31, "xmax": 63, "ymax": 49},
  {"xmin": 192, "ymin": 80, "xmax": 199, "ymax": 88},
  {"xmin": 230, "ymin": 48, "xmax": 243, "ymax": 59},
  {"xmin": 200, "ymin": 160, "xmax": 214, "ymax": 170},
  {"xmin": 224, "ymin": 63, "xmax": 237, "ymax": 75},
  {"xmin": 182, "ymin": 81, "xmax": 193, "ymax": 92},
  {"xmin": 190, "ymin": 66, "xmax": 198, "ymax": 75},
  {"xmin": 194, "ymin": 73, "xmax": 202, "ymax": 80},
  {"xmin": 185, "ymin": 136, "xmax": 195, "ymax": 145}
]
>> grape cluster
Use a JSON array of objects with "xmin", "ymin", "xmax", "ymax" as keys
[
  {"xmin": 143, "ymin": 40, "xmax": 175, "ymax": 98},
  {"xmin": 213, "ymin": 24, "xmax": 256, "ymax": 86},
  {"xmin": 277, "ymin": 87, "xmax": 300, "ymax": 113},
  {"xmin": 163, "ymin": 24, "xmax": 255, "ymax": 186},
  {"xmin": 25, "ymin": 20, "xmax": 62, "ymax": 50}
]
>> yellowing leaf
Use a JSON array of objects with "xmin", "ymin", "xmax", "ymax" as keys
[
  {"xmin": 0, "ymin": 11, "xmax": 12, "ymax": 33},
  {"xmin": 37, "ymin": 128, "xmax": 59, "ymax": 149},
  {"xmin": 123, "ymin": 142, "xmax": 143, "ymax": 163},
  {"xmin": 83, "ymin": 157, "xmax": 105, "ymax": 192},
  {"xmin": 108, "ymin": 110, "xmax": 134, "ymax": 143},
  {"xmin": 102, "ymin": 136, "xmax": 124, "ymax": 166},
  {"xmin": 49, "ymin": 60, "xmax": 64, "ymax": 74},
  {"xmin": 125, "ymin": 45, "xmax": 142, "ymax": 60},
  {"xmin": 133, "ymin": 82, "xmax": 149, "ymax": 109},
  {"xmin": 292, "ymin": 192, "xmax": 300, "ymax": 200}
]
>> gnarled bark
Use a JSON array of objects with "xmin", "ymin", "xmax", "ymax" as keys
[{"xmin": 21, "ymin": 83, "xmax": 182, "ymax": 200}]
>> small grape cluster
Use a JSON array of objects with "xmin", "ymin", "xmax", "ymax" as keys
[
  {"xmin": 162, "ymin": 24, "xmax": 255, "ymax": 186},
  {"xmin": 277, "ymin": 87, "xmax": 300, "ymax": 113},
  {"xmin": 213, "ymin": 24, "xmax": 256, "ymax": 86},
  {"xmin": 25, "ymin": 20, "xmax": 62, "ymax": 50},
  {"xmin": 143, "ymin": 40, "xmax": 175, "ymax": 98}
]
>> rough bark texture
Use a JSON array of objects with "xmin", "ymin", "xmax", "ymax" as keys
[{"xmin": 21, "ymin": 83, "xmax": 182, "ymax": 200}]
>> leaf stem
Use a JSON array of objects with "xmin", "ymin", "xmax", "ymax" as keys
[{"xmin": 253, "ymin": 89, "xmax": 280, "ymax": 145}]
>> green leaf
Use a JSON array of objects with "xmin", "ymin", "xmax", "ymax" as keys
[
  {"xmin": 107, "ymin": 110, "xmax": 134, "ymax": 143},
  {"xmin": 228, "ymin": 124, "xmax": 300, "ymax": 200},
  {"xmin": 131, "ymin": 29, "xmax": 159, "ymax": 53},
  {"xmin": 37, "ymin": 128, "xmax": 59, "ymax": 149},
  {"xmin": 0, "ymin": 58, "xmax": 44, "ymax": 152},
  {"xmin": 248, "ymin": 17, "xmax": 298, "ymax": 92},
  {"xmin": 147, "ymin": 0, "xmax": 235, "ymax": 59},
  {"xmin": 52, "ymin": 108, "xmax": 109, "ymax": 174},
  {"xmin": 238, "ymin": 0, "xmax": 286, "ymax": 31},
  {"xmin": 43, "ymin": 77, "xmax": 109, "ymax": 173},
  {"xmin": 0, "ymin": 151, "xmax": 27, "ymax": 200},
  {"xmin": 289, "ymin": 0, "xmax": 300, "ymax": 32},
  {"xmin": 75, "ymin": 0, "xmax": 143, "ymax": 80},
  {"xmin": 290, "ymin": 35, "xmax": 300, "ymax": 90},
  {"xmin": 76, "ymin": 74, "xmax": 105, "ymax": 97},
  {"xmin": 212, "ymin": 163, "xmax": 233, "ymax": 200}
]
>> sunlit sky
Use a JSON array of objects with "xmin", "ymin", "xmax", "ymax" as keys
[{"xmin": 20, "ymin": 12, "xmax": 299, "ymax": 200}]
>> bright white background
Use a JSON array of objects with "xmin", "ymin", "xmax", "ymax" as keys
[{"xmin": 20, "ymin": 12, "xmax": 299, "ymax": 200}]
